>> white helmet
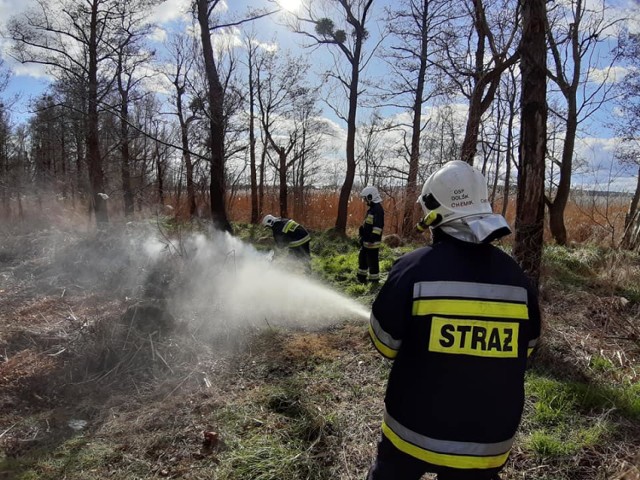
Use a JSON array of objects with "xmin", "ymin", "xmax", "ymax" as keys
[
  {"xmin": 360, "ymin": 186, "xmax": 382, "ymax": 203},
  {"xmin": 262, "ymin": 214, "xmax": 277, "ymax": 227},
  {"xmin": 417, "ymin": 160, "xmax": 492, "ymax": 227}
]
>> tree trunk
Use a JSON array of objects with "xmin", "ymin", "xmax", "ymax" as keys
[
  {"xmin": 87, "ymin": 0, "xmax": 108, "ymax": 225},
  {"xmin": 176, "ymin": 88, "xmax": 196, "ymax": 218},
  {"xmin": 278, "ymin": 148, "xmax": 288, "ymax": 218},
  {"xmin": 548, "ymin": 101, "xmax": 577, "ymax": 245},
  {"xmin": 620, "ymin": 166, "xmax": 640, "ymax": 249},
  {"xmin": 120, "ymin": 91, "xmax": 134, "ymax": 217},
  {"xmin": 334, "ymin": 39, "xmax": 361, "ymax": 236},
  {"xmin": 512, "ymin": 0, "xmax": 547, "ymax": 289},
  {"xmin": 258, "ymin": 139, "xmax": 266, "ymax": 219},
  {"xmin": 156, "ymin": 140, "xmax": 164, "ymax": 206},
  {"xmin": 502, "ymin": 93, "xmax": 515, "ymax": 217},
  {"xmin": 196, "ymin": 0, "xmax": 232, "ymax": 233},
  {"xmin": 401, "ymin": 0, "xmax": 429, "ymax": 238},
  {"xmin": 248, "ymin": 46, "xmax": 259, "ymax": 224}
]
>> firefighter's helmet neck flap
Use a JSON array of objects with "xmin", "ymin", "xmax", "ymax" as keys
[{"xmin": 417, "ymin": 160, "xmax": 511, "ymax": 244}]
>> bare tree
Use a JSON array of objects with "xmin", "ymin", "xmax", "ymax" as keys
[
  {"xmin": 8, "ymin": 0, "xmax": 159, "ymax": 225},
  {"xmin": 257, "ymin": 50, "xmax": 318, "ymax": 218},
  {"xmin": 194, "ymin": 0, "xmax": 233, "ymax": 231},
  {"xmin": 290, "ymin": 0, "xmax": 375, "ymax": 236},
  {"xmin": 434, "ymin": 0, "xmax": 521, "ymax": 166},
  {"xmin": 163, "ymin": 34, "xmax": 200, "ymax": 218},
  {"xmin": 355, "ymin": 112, "xmax": 389, "ymax": 187},
  {"xmin": 383, "ymin": 0, "xmax": 449, "ymax": 236},
  {"xmin": 193, "ymin": 2, "xmax": 276, "ymax": 232},
  {"xmin": 242, "ymin": 33, "xmax": 261, "ymax": 224},
  {"xmin": 544, "ymin": 0, "xmax": 622, "ymax": 245},
  {"xmin": 615, "ymin": 30, "xmax": 640, "ymax": 249},
  {"xmin": 512, "ymin": 0, "xmax": 547, "ymax": 289},
  {"xmin": 111, "ymin": 1, "xmax": 156, "ymax": 217}
]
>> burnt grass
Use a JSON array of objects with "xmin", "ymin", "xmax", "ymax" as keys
[{"xmin": 0, "ymin": 225, "xmax": 639, "ymax": 480}]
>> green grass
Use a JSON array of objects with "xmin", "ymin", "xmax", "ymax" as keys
[{"xmin": 523, "ymin": 370, "xmax": 640, "ymax": 460}]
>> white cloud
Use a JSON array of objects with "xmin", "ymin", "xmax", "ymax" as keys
[
  {"xmin": 588, "ymin": 65, "xmax": 629, "ymax": 84},
  {"xmin": 10, "ymin": 61, "xmax": 51, "ymax": 79},
  {"xmin": 212, "ymin": 26, "xmax": 243, "ymax": 52},
  {"xmin": 149, "ymin": 27, "xmax": 168, "ymax": 43},
  {"xmin": 148, "ymin": 0, "xmax": 192, "ymax": 25},
  {"xmin": 573, "ymin": 136, "xmax": 638, "ymax": 192}
]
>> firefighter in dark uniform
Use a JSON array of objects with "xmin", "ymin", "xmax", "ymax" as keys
[
  {"xmin": 358, "ymin": 186, "xmax": 384, "ymax": 284},
  {"xmin": 367, "ymin": 161, "xmax": 541, "ymax": 480},
  {"xmin": 262, "ymin": 215, "xmax": 311, "ymax": 272}
]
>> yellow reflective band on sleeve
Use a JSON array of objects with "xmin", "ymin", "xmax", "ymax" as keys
[
  {"xmin": 288, "ymin": 235, "xmax": 310, "ymax": 248},
  {"xmin": 382, "ymin": 422, "xmax": 510, "ymax": 470},
  {"xmin": 372, "ymin": 227, "xmax": 382, "ymax": 235},
  {"xmin": 283, "ymin": 220, "xmax": 299, "ymax": 233},
  {"xmin": 369, "ymin": 324, "xmax": 398, "ymax": 359},
  {"xmin": 365, "ymin": 214, "xmax": 374, "ymax": 224},
  {"xmin": 428, "ymin": 317, "xmax": 519, "ymax": 358},
  {"xmin": 412, "ymin": 298, "xmax": 528, "ymax": 319}
]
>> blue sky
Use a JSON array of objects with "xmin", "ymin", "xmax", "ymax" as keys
[{"xmin": 1, "ymin": 0, "xmax": 638, "ymax": 192}]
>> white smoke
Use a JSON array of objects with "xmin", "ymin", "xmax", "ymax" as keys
[{"xmin": 165, "ymin": 230, "xmax": 370, "ymax": 334}]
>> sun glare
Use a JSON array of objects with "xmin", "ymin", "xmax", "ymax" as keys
[{"xmin": 278, "ymin": 0, "xmax": 301, "ymax": 13}]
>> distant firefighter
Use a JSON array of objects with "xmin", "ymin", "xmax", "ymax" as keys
[
  {"xmin": 262, "ymin": 215, "xmax": 312, "ymax": 272},
  {"xmin": 357, "ymin": 186, "xmax": 384, "ymax": 284},
  {"xmin": 366, "ymin": 161, "xmax": 542, "ymax": 480}
]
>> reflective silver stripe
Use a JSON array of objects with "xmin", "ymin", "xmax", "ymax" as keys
[
  {"xmin": 372, "ymin": 227, "xmax": 382, "ymax": 235},
  {"xmin": 370, "ymin": 313, "xmax": 402, "ymax": 350},
  {"xmin": 528, "ymin": 338, "xmax": 538, "ymax": 348},
  {"xmin": 363, "ymin": 242, "xmax": 381, "ymax": 248},
  {"xmin": 358, "ymin": 269, "xmax": 368, "ymax": 275},
  {"xmin": 369, "ymin": 273, "xmax": 380, "ymax": 280},
  {"xmin": 413, "ymin": 281, "xmax": 527, "ymax": 303},
  {"xmin": 384, "ymin": 409, "xmax": 514, "ymax": 456},
  {"xmin": 288, "ymin": 235, "xmax": 310, "ymax": 248}
]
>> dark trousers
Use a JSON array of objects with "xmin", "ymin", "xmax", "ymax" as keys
[
  {"xmin": 358, "ymin": 246, "xmax": 380, "ymax": 282},
  {"xmin": 289, "ymin": 243, "xmax": 311, "ymax": 272},
  {"xmin": 367, "ymin": 436, "xmax": 502, "ymax": 480}
]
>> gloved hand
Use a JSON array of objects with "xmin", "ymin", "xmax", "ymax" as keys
[{"xmin": 416, "ymin": 216, "xmax": 429, "ymax": 232}]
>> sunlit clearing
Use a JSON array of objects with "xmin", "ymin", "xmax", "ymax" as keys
[{"xmin": 278, "ymin": 0, "xmax": 301, "ymax": 12}]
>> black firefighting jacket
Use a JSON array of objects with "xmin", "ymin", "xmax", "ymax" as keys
[
  {"xmin": 271, "ymin": 218, "xmax": 310, "ymax": 249},
  {"xmin": 369, "ymin": 229, "xmax": 541, "ymax": 473},
  {"xmin": 360, "ymin": 202, "xmax": 384, "ymax": 249}
]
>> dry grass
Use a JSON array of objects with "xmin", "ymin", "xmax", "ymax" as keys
[{"xmin": 1, "ymin": 220, "xmax": 639, "ymax": 480}]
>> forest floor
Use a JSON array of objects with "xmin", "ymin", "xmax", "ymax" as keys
[{"xmin": 0, "ymin": 221, "xmax": 639, "ymax": 480}]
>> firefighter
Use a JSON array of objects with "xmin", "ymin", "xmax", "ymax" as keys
[
  {"xmin": 367, "ymin": 161, "xmax": 541, "ymax": 480},
  {"xmin": 357, "ymin": 186, "xmax": 384, "ymax": 284},
  {"xmin": 262, "ymin": 215, "xmax": 311, "ymax": 272}
]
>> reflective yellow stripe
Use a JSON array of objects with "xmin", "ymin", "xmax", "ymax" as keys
[
  {"xmin": 412, "ymin": 298, "xmax": 528, "ymax": 319},
  {"xmin": 283, "ymin": 220, "xmax": 299, "ymax": 233},
  {"xmin": 527, "ymin": 348, "xmax": 534, "ymax": 357},
  {"xmin": 429, "ymin": 317, "xmax": 519, "ymax": 358},
  {"xmin": 369, "ymin": 324, "xmax": 398, "ymax": 359},
  {"xmin": 363, "ymin": 242, "xmax": 381, "ymax": 249},
  {"xmin": 288, "ymin": 235, "xmax": 310, "ymax": 248},
  {"xmin": 372, "ymin": 227, "xmax": 382, "ymax": 235},
  {"xmin": 365, "ymin": 214, "xmax": 374, "ymax": 224},
  {"xmin": 382, "ymin": 422, "xmax": 510, "ymax": 469}
]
